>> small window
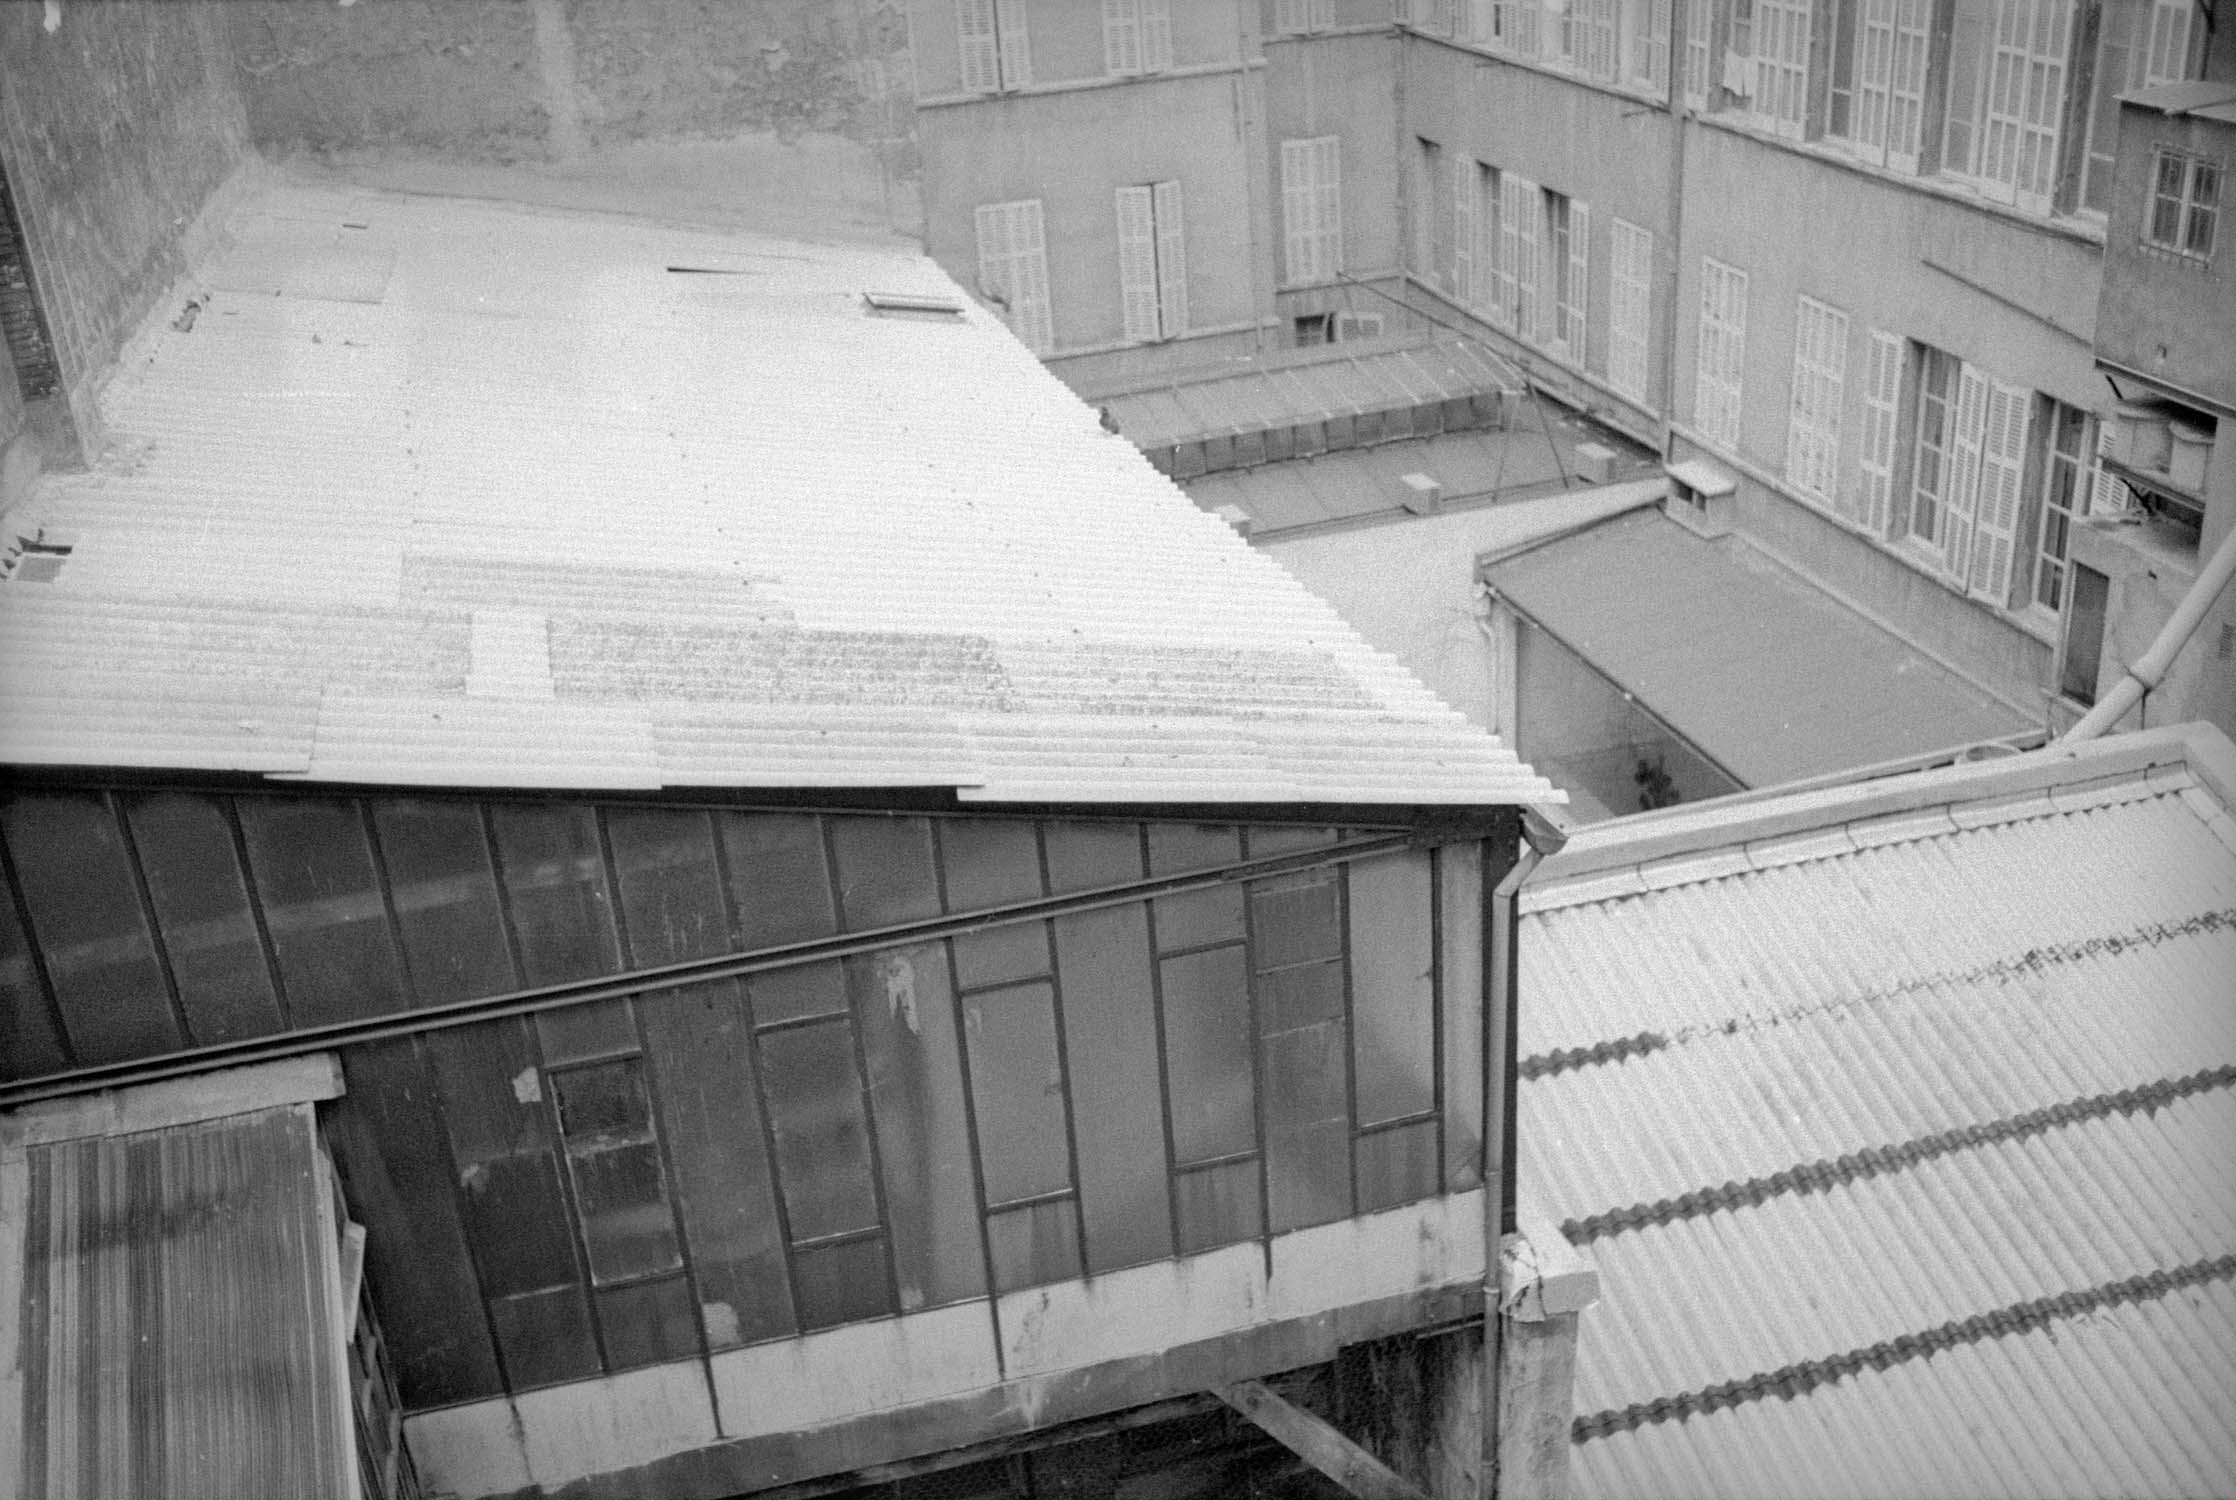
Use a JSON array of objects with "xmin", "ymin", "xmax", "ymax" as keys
[
  {"xmin": 1294, "ymin": 312, "xmax": 1332, "ymax": 346},
  {"xmin": 2146, "ymin": 148, "xmax": 2219, "ymax": 259}
]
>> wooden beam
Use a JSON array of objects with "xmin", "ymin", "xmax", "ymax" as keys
[{"xmin": 1218, "ymin": 1380, "xmax": 1432, "ymax": 1500}]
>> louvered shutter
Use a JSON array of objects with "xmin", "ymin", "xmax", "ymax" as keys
[
  {"xmin": 1494, "ymin": 172, "xmax": 1521, "ymax": 329},
  {"xmin": 1511, "ymin": 176, "xmax": 1540, "ymax": 339},
  {"xmin": 1153, "ymin": 179, "xmax": 1187, "ymax": 337},
  {"xmin": 1452, "ymin": 153, "xmax": 1475, "ymax": 306},
  {"xmin": 1943, "ymin": 363, "xmax": 1990, "ymax": 582},
  {"xmin": 974, "ymin": 202, "xmax": 1009, "ymax": 305},
  {"xmin": 1104, "ymin": 0, "xmax": 1140, "ymax": 74},
  {"xmin": 958, "ymin": 0, "xmax": 999, "ymax": 91},
  {"xmin": 1857, "ymin": 331, "xmax": 1902, "ymax": 532},
  {"xmin": 1142, "ymin": 0, "xmax": 1173, "ymax": 70},
  {"xmin": 1565, "ymin": 199, "xmax": 1590, "ymax": 362},
  {"xmin": 1970, "ymin": 380, "xmax": 2030, "ymax": 600},
  {"xmin": 1116, "ymin": 187, "xmax": 1159, "ymax": 342},
  {"xmin": 1647, "ymin": 0, "xmax": 1672, "ymax": 88},
  {"xmin": 1281, "ymin": 140, "xmax": 1314, "ymax": 284},
  {"xmin": 1315, "ymin": 137, "xmax": 1343, "ymax": 278},
  {"xmin": 999, "ymin": 0, "xmax": 1032, "ymax": 87},
  {"xmin": 1607, "ymin": 218, "xmax": 1651, "ymax": 401}
]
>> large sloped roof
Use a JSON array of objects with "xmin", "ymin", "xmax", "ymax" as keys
[
  {"xmin": 0, "ymin": 176, "xmax": 1554, "ymax": 807},
  {"xmin": 1519, "ymin": 725, "xmax": 2236, "ymax": 1499}
]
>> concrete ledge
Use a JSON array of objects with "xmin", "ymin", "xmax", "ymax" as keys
[{"xmin": 1499, "ymin": 1214, "xmax": 1600, "ymax": 1323}]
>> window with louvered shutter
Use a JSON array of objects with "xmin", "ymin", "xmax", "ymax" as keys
[
  {"xmin": 1452, "ymin": 153, "xmax": 1475, "ymax": 307},
  {"xmin": 1969, "ymin": 380, "xmax": 2030, "ymax": 601},
  {"xmin": 1607, "ymin": 218, "xmax": 1651, "ymax": 402},
  {"xmin": 998, "ymin": 1, "xmax": 1032, "ymax": 87},
  {"xmin": 976, "ymin": 199, "xmax": 1052, "ymax": 353},
  {"xmin": 1942, "ymin": 363, "xmax": 1990, "ymax": 583},
  {"xmin": 1489, "ymin": 167, "xmax": 1517, "ymax": 329},
  {"xmin": 1559, "ymin": 199, "xmax": 1589, "ymax": 363},
  {"xmin": 1786, "ymin": 295, "xmax": 1849, "ymax": 505},
  {"xmin": 1104, "ymin": 0, "xmax": 1142, "ymax": 75},
  {"xmin": 1969, "ymin": 0, "xmax": 2070, "ymax": 211},
  {"xmin": 1282, "ymin": 138, "xmax": 1342, "ymax": 286},
  {"xmin": 1142, "ymin": 0, "xmax": 1172, "ymax": 70},
  {"xmin": 1153, "ymin": 179, "xmax": 1187, "ymax": 337},
  {"xmin": 1116, "ymin": 186, "xmax": 1159, "ymax": 342},
  {"xmin": 1696, "ymin": 258, "xmax": 1748, "ymax": 450},
  {"xmin": 1856, "ymin": 330, "xmax": 1903, "ymax": 533},
  {"xmin": 1508, "ymin": 175, "xmax": 1541, "ymax": 341},
  {"xmin": 958, "ymin": 0, "xmax": 1000, "ymax": 92}
]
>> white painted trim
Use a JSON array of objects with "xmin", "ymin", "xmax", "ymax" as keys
[
  {"xmin": 0, "ymin": 1148, "xmax": 27, "ymax": 1500},
  {"xmin": 712, "ymin": 1299, "xmax": 1002, "ymax": 1438},
  {"xmin": 0, "ymin": 1053, "xmax": 344, "ymax": 1150},
  {"xmin": 917, "ymin": 57, "xmax": 1261, "ymax": 110},
  {"xmin": 406, "ymin": 1359, "xmax": 721, "ymax": 1500}
]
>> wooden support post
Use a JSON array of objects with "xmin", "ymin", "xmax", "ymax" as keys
[{"xmin": 1218, "ymin": 1380, "xmax": 1434, "ymax": 1500}]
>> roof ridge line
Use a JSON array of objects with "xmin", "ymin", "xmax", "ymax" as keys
[
  {"xmin": 1557, "ymin": 1062, "xmax": 2236, "ymax": 1247},
  {"xmin": 1571, "ymin": 1251, "xmax": 2236, "ymax": 1445}
]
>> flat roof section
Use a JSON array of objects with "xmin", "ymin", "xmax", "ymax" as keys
[{"xmin": 1483, "ymin": 507, "xmax": 2034, "ymax": 787}]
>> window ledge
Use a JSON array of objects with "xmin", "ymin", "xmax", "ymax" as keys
[
  {"xmin": 1400, "ymin": 26, "xmax": 1673, "ymax": 113},
  {"xmin": 918, "ymin": 58, "xmax": 1262, "ymax": 110}
]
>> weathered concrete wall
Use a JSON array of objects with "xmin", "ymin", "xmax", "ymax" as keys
[
  {"xmin": 230, "ymin": 0, "xmax": 916, "ymax": 163},
  {"xmin": 0, "ymin": 0, "xmax": 252, "ymax": 461}
]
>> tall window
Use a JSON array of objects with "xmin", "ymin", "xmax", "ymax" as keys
[
  {"xmin": 975, "ymin": 199, "xmax": 1054, "ymax": 354},
  {"xmin": 1548, "ymin": 191, "xmax": 1590, "ymax": 363},
  {"xmin": 2083, "ymin": 0, "xmax": 2198, "ymax": 211},
  {"xmin": 1855, "ymin": 329, "xmax": 1904, "ymax": 533},
  {"xmin": 1786, "ymin": 296, "xmax": 1850, "ymax": 505},
  {"xmin": 1899, "ymin": 342, "xmax": 2034, "ymax": 600},
  {"xmin": 1607, "ymin": 218, "xmax": 1653, "ymax": 402},
  {"xmin": 1499, "ymin": 172, "xmax": 1544, "ymax": 337},
  {"xmin": 1751, "ymin": 0, "xmax": 1813, "ymax": 136},
  {"xmin": 1683, "ymin": 0, "xmax": 1714, "ymax": 105},
  {"xmin": 1831, "ymin": 0, "xmax": 1930, "ymax": 168},
  {"xmin": 2032, "ymin": 401, "xmax": 2097, "ymax": 612},
  {"xmin": 1413, "ymin": 137, "xmax": 1447, "ymax": 282},
  {"xmin": 1117, "ymin": 181, "xmax": 1188, "ymax": 343},
  {"xmin": 1452, "ymin": 151, "xmax": 1477, "ymax": 305},
  {"xmin": 1945, "ymin": 0, "xmax": 2071, "ymax": 213},
  {"xmin": 1908, "ymin": 345, "xmax": 1960, "ymax": 549},
  {"xmin": 957, "ymin": 0, "xmax": 1031, "ymax": 93},
  {"xmin": 2147, "ymin": 148, "xmax": 2221, "ymax": 260},
  {"xmin": 1695, "ymin": 258, "xmax": 1749, "ymax": 450},
  {"xmin": 1282, "ymin": 137, "xmax": 1344, "ymax": 286},
  {"xmin": 1103, "ymin": 0, "xmax": 1173, "ymax": 76},
  {"xmin": 1624, "ymin": 0, "xmax": 1672, "ymax": 90}
]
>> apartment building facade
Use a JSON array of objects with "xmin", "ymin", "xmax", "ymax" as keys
[{"xmin": 915, "ymin": 0, "xmax": 2232, "ymax": 741}]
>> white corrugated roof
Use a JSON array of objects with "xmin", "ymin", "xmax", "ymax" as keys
[
  {"xmin": 0, "ymin": 177, "xmax": 1556, "ymax": 807},
  {"xmin": 1519, "ymin": 725, "xmax": 2236, "ymax": 1500}
]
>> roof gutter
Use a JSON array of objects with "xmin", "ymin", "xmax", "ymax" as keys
[{"xmin": 2063, "ymin": 519, "xmax": 2236, "ymax": 742}]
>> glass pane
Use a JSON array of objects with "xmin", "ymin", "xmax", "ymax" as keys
[
  {"xmin": 1258, "ymin": 958, "xmax": 1345, "ymax": 1032},
  {"xmin": 1355, "ymin": 1119, "xmax": 1441, "ymax": 1214},
  {"xmin": 1051, "ymin": 904, "xmax": 1173, "ymax": 1272},
  {"xmin": 237, "ymin": 796, "xmax": 411, "ymax": 1028},
  {"xmin": 638, "ymin": 978, "xmax": 796, "ymax": 1346},
  {"xmin": 1250, "ymin": 869, "xmax": 1343, "ymax": 969},
  {"xmin": 595, "ymin": 1275, "xmax": 701, "ymax": 1370},
  {"xmin": 1261, "ymin": 1018, "xmax": 1352, "ymax": 1233},
  {"xmin": 1244, "ymin": 825, "xmax": 1337, "ymax": 857},
  {"xmin": 748, "ymin": 959, "xmax": 849, "ymax": 1027},
  {"xmin": 1148, "ymin": 824, "xmax": 1245, "ymax": 953},
  {"xmin": 489, "ymin": 1285, "xmax": 600, "ymax": 1389},
  {"xmin": 757, "ymin": 1019, "xmax": 882, "ymax": 1240},
  {"xmin": 791, "ymin": 1235, "xmax": 893, "ymax": 1330},
  {"xmin": 1158, "ymin": 946, "xmax": 1256, "ymax": 1165},
  {"xmin": 939, "ymin": 818, "xmax": 1043, "ymax": 911},
  {"xmin": 537, "ymin": 998, "xmax": 639, "ymax": 1065},
  {"xmin": 606, "ymin": 807, "xmax": 729, "ymax": 966},
  {"xmin": 125, "ymin": 793, "xmax": 283, "ymax": 1043},
  {"xmin": 1042, "ymin": 821, "xmax": 1143, "ymax": 894},
  {"xmin": 951, "ymin": 923, "xmax": 1050, "ymax": 991},
  {"xmin": 2, "ymin": 792, "xmax": 179, "ymax": 1060},
  {"xmin": 565, "ymin": 1138, "xmax": 681, "ymax": 1284},
  {"xmin": 0, "ymin": 862, "xmax": 69, "ymax": 1079},
  {"xmin": 461, "ymin": 1150, "xmax": 581, "ymax": 1298},
  {"xmin": 850, "ymin": 945, "xmax": 986, "ymax": 1309},
  {"xmin": 425, "ymin": 1020, "xmax": 580, "ymax": 1300},
  {"xmin": 987, "ymin": 1199, "xmax": 1084, "ymax": 1292},
  {"xmin": 719, "ymin": 813, "xmax": 836, "ymax": 948},
  {"xmin": 961, "ymin": 981, "xmax": 1073, "ymax": 1206},
  {"xmin": 489, "ymin": 803, "xmax": 621, "ymax": 986},
  {"xmin": 554, "ymin": 1055, "xmax": 655, "ymax": 1139},
  {"xmin": 1349, "ymin": 854, "xmax": 1436, "ymax": 1127},
  {"xmin": 1438, "ymin": 842, "xmax": 1486, "ymax": 1193},
  {"xmin": 1173, "ymin": 1158, "xmax": 1263, "ymax": 1255},
  {"xmin": 828, "ymin": 816, "xmax": 942, "ymax": 929},
  {"xmin": 370, "ymin": 799, "xmax": 515, "ymax": 1006}
]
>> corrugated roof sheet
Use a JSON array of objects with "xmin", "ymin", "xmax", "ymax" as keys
[
  {"xmin": 11, "ymin": 1103, "xmax": 353, "ymax": 1499},
  {"xmin": 0, "ymin": 180, "xmax": 1554, "ymax": 807},
  {"xmin": 1519, "ymin": 746, "xmax": 2236, "ymax": 1500},
  {"xmin": 1483, "ymin": 508, "xmax": 2031, "ymax": 786}
]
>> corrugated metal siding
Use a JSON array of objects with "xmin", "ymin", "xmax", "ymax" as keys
[
  {"xmin": 1520, "ymin": 784, "xmax": 2236, "ymax": 1500},
  {"xmin": 17, "ymin": 1103, "xmax": 353, "ymax": 1499},
  {"xmin": 0, "ymin": 184, "xmax": 1554, "ymax": 807}
]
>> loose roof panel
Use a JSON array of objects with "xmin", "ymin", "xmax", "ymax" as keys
[{"xmin": 0, "ymin": 181, "xmax": 1554, "ymax": 807}]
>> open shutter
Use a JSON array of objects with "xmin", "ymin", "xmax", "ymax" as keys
[
  {"xmin": 1142, "ymin": 0, "xmax": 1173, "ymax": 70},
  {"xmin": 1943, "ymin": 363, "xmax": 1990, "ymax": 583},
  {"xmin": 1857, "ymin": 330, "xmax": 1902, "ymax": 532},
  {"xmin": 1566, "ymin": 199, "xmax": 1590, "ymax": 362},
  {"xmin": 974, "ymin": 202, "xmax": 1009, "ymax": 307},
  {"xmin": 1452, "ymin": 154, "xmax": 1475, "ymax": 306},
  {"xmin": 1116, "ymin": 187, "xmax": 1159, "ymax": 342},
  {"xmin": 999, "ymin": 0, "xmax": 1033, "ymax": 87},
  {"xmin": 1970, "ymin": 381, "xmax": 2030, "ymax": 600},
  {"xmin": 958, "ymin": 0, "xmax": 999, "ymax": 91},
  {"xmin": 1153, "ymin": 179, "xmax": 1188, "ymax": 337},
  {"xmin": 1494, "ymin": 172, "xmax": 1521, "ymax": 329},
  {"xmin": 1315, "ymin": 137, "xmax": 1343, "ymax": 279},
  {"xmin": 1281, "ymin": 141, "xmax": 1308, "ymax": 284},
  {"xmin": 1104, "ymin": 0, "xmax": 1140, "ymax": 74},
  {"xmin": 1511, "ymin": 176, "xmax": 1541, "ymax": 340}
]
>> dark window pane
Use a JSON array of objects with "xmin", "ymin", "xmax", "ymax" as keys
[
  {"xmin": 1042, "ymin": 822, "xmax": 1143, "ymax": 895},
  {"xmin": 1249, "ymin": 870, "xmax": 1342, "ymax": 970},
  {"xmin": 0, "ymin": 862, "xmax": 70, "ymax": 1080},
  {"xmin": 719, "ymin": 813, "xmax": 836, "ymax": 948},
  {"xmin": 1355, "ymin": 1119, "xmax": 1440, "ymax": 1214},
  {"xmin": 951, "ymin": 923, "xmax": 1050, "ymax": 992},
  {"xmin": 1245, "ymin": 825, "xmax": 1338, "ymax": 857},
  {"xmin": 489, "ymin": 803, "xmax": 620, "ymax": 987},
  {"xmin": 1261, "ymin": 1020, "xmax": 1352, "ymax": 1233},
  {"xmin": 3, "ymin": 792, "xmax": 179, "ymax": 1060},
  {"xmin": 536, "ymin": 999, "xmax": 638, "ymax": 1065},
  {"xmin": 426, "ymin": 1018, "xmax": 551, "ymax": 1164},
  {"xmin": 329, "ymin": 1040, "xmax": 501, "ymax": 1405},
  {"xmin": 1438, "ymin": 842, "xmax": 1486, "ymax": 1194},
  {"xmin": 607, "ymin": 808, "xmax": 729, "ymax": 966},
  {"xmin": 1258, "ymin": 959, "xmax": 1345, "ymax": 1033},
  {"xmin": 938, "ymin": 818, "xmax": 1043, "ymax": 911},
  {"xmin": 489, "ymin": 1285, "xmax": 600, "ymax": 1389},
  {"xmin": 1146, "ymin": 823, "xmax": 1240, "ymax": 877},
  {"xmin": 639, "ymin": 979, "xmax": 796, "ymax": 1346},
  {"xmin": 1052, "ymin": 905, "xmax": 1172, "ymax": 1272},
  {"xmin": 237, "ymin": 796, "xmax": 409, "ymax": 1028},
  {"xmin": 792, "ymin": 1235, "xmax": 893, "ymax": 1330},
  {"xmin": 425, "ymin": 1021, "xmax": 583, "ymax": 1301},
  {"xmin": 124, "ymin": 794, "xmax": 283, "ymax": 1043},
  {"xmin": 567, "ymin": 1139, "xmax": 681, "ymax": 1284},
  {"xmin": 850, "ymin": 945, "xmax": 986, "ymax": 1310},
  {"xmin": 828, "ymin": 816, "xmax": 941, "ymax": 930},
  {"xmin": 757, "ymin": 1020, "xmax": 881, "ymax": 1240},
  {"xmin": 371, "ymin": 800, "xmax": 516, "ymax": 1006},
  {"xmin": 961, "ymin": 981, "xmax": 1072, "ymax": 1206},
  {"xmin": 1349, "ymin": 855, "xmax": 1436, "ymax": 1128},
  {"xmin": 461, "ymin": 1151, "xmax": 581, "ymax": 1297},
  {"xmin": 987, "ymin": 1199, "xmax": 1083, "ymax": 1292},
  {"xmin": 554, "ymin": 1056, "xmax": 654, "ymax": 1140},
  {"xmin": 595, "ymin": 1275, "xmax": 700, "ymax": 1370},
  {"xmin": 1151, "ymin": 886, "xmax": 1245, "ymax": 955},
  {"xmin": 1173, "ymin": 1159, "xmax": 1262, "ymax": 1255},
  {"xmin": 1158, "ymin": 946, "xmax": 1255, "ymax": 1165},
  {"xmin": 748, "ymin": 960, "xmax": 849, "ymax": 1028}
]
